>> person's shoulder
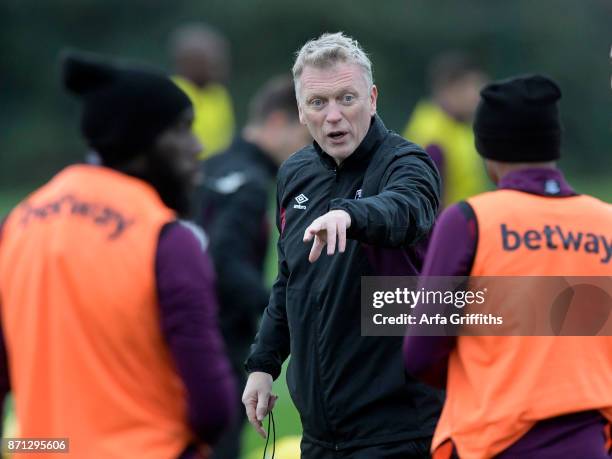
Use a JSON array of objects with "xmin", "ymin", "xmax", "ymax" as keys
[
  {"xmin": 177, "ymin": 220, "xmax": 209, "ymax": 252},
  {"xmin": 280, "ymin": 144, "xmax": 317, "ymax": 169},
  {"xmin": 371, "ymin": 129, "xmax": 436, "ymax": 179},
  {"xmin": 202, "ymin": 82, "xmax": 232, "ymax": 100},
  {"xmin": 441, "ymin": 201, "xmax": 476, "ymax": 224},
  {"xmin": 159, "ymin": 220, "xmax": 209, "ymax": 254},
  {"xmin": 277, "ymin": 144, "xmax": 317, "ymax": 181},
  {"xmin": 382, "ymin": 129, "xmax": 429, "ymax": 160},
  {"xmin": 579, "ymin": 193, "xmax": 612, "ymax": 207},
  {"xmin": 202, "ymin": 145, "xmax": 266, "ymax": 194},
  {"xmin": 202, "ymin": 149, "xmax": 232, "ymax": 175},
  {"xmin": 372, "ymin": 128, "xmax": 441, "ymax": 191},
  {"xmin": 430, "ymin": 201, "xmax": 476, "ymax": 246}
]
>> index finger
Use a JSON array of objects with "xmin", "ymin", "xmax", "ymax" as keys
[
  {"xmin": 250, "ymin": 417, "xmax": 267, "ymax": 439},
  {"xmin": 309, "ymin": 235, "xmax": 325, "ymax": 263},
  {"xmin": 245, "ymin": 399, "xmax": 257, "ymax": 424},
  {"xmin": 303, "ymin": 219, "xmax": 322, "ymax": 242},
  {"xmin": 245, "ymin": 402, "xmax": 267, "ymax": 439}
]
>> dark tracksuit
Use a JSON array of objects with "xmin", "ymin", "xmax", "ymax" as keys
[
  {"xmin": 246, "ymin": 116, "xmax": 444, "ymax": 458},
  {"xmin": 198, "ymin": 137, "xmax": 277, "ymax": 459}
]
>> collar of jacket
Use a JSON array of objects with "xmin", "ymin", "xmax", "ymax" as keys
[
  {"xmin": 313, "ymin": 115, "xmax": 387, "ymax": 171},
  {"xmin": 230, "ymin": 135, "xmax": 279, "ymax": 176}
]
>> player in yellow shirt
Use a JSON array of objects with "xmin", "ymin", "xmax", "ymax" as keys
[
  {"xmin": 170, "ymin": 23, "xmax": 235, "ymax": 159},
  {"xmin": 403, "ymin": 52, "xmax": 489, "ymax": 207}
]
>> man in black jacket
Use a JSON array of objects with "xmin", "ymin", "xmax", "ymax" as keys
[
  {"xmin": 198, "ymin": 75, "xmax": 310, "ymax": 459},
  {"xmin": 243, "ymin": 33, "xmax": 443, "ymax": 458}
]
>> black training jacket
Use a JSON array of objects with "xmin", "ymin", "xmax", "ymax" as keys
[{"xmin": 245, "ymin": 116, "xmax": 444, "ymax": 450}]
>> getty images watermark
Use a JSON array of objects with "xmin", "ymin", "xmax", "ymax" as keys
[
  {"xmin": 361, "ymin": 276, "xmax": 612, "ymax": 336},
  {"xmin": 371, "ymin": 285, "xmax": 497, "ymax": 326}
]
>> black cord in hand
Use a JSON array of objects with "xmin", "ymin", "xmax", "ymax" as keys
[{"xmin": 262, "ymin": 410, "xmax": 276, "ymax": 459}]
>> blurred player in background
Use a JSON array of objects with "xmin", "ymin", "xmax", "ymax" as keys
[
  {"xmin": 404, "ymin": 74, "xmax": 612, "ymax": 458},
  {"xmin": 403, "ymin": 51, "xmax": 489, "ymax": 207},
  {"xmin": 0, "ymin": 51, "xmax": 237, "ymax": 458},
  {"xmin": 198, "ymin": 75, "xmax": 310, "ymax": 459},
  {"xmin": 170, "ymin": 23, "xmax": 235, "ymax": 159}
]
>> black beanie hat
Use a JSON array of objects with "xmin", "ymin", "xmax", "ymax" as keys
[
  {"xmin": 473, "ymin": 74, "xmax": 562, "ymax": 162},
  {"xmin": 61, "ymin": 50, "xmax": 192, "ymax": 166}
]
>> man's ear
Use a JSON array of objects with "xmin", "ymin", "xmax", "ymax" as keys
[
  {"xmin": 298, "ymin": 103, "xmax": 306, "ymax": 125},
  {"xmin": 484, "ymin": 159, "xmax": 500, "ymax": 185},
  {"xmin": 370, "ymin": 84, "xmax": 378, "ymax": 116}
]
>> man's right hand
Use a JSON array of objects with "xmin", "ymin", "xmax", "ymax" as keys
[{"xmin": 242, "ymin": 371, "xmax": 277, "ymax": 438}]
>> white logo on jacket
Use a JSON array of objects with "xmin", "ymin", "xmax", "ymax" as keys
[
  {"xmin": 211, "ymin": 172, "xmax": 247, "ymax": 194},
  {"xmin": 294, "ymin": 194, "xmax": 309, "ymax": 210}
]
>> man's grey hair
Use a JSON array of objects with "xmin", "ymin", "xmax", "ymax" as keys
[{"xmin": 292, "ymin": 32, "xmax": 373, "ymax": 97}]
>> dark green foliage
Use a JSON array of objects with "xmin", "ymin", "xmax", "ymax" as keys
[{"xmin": 1, "ymin": 0, "xmax": 611, "ymax": 191}]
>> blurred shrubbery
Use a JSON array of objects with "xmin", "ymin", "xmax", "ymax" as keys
[{"xmin": 1, "ymin": 0, "xmax": 611, "ymax": 190}]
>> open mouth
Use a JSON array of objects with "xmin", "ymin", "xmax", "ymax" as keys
[{"xmin": 327, "ymin": 131, "xmax": 348, "ymax": 143}]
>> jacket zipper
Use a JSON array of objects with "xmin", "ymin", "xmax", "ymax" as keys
[
  {"xmin": 312, "ymin": 309, "xmax": 336, "ymax": 447},
  {"xmin": 310, "ymin": 167, "xmax": 341, "ymax": 448}
]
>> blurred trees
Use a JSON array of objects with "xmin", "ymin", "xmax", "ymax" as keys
[{"xmin": 1, "ymin": 0, "xmax": 611, "ymax": 190}]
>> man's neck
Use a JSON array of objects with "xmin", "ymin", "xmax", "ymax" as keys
[
  {"xmin": 242, "ymin": 127, "xmax": 282, "ymax": 166},
  {"xmin": 496, "ymin": 162, "xmax": 557, "ymax": 183}
]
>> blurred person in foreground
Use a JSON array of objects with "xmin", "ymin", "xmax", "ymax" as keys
[
  {"xmin": 198, "ymin": 75, "xmax": 310, "ymax": 459},
  {"xmin": 403, "ymin": 52, "xmax": 489, "ymax": 207},
  {"xmin": 0, "ymin": 51, "xmax": 237, "ymax": 458},
  {"xmin": 242, "ymin": 32, "xmax": 443, "ymax": 458},
  {"xmin": 170, "ymin": 23, "xmax": 235, "ymax": 159},
  {"xmin": 404, "ymin": 75, "xmax": 612, "ymax": 458}
]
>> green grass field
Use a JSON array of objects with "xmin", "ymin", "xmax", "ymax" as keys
[{"xmin": 1, "ymin": 173, "xmax": 610, "ymax": 458}]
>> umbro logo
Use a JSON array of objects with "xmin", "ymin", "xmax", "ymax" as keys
[
  {"xmin": 293, "ymin": 194, "xmax": 308, "ymax": 210},
  {"xmin": 545, "ymin": 179, "xmax": 560, "ymax": 195}
]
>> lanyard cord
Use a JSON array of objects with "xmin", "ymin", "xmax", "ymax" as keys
[{"xmin": 262, "ymin": 410, "xmax": 276, "ymax": 459}]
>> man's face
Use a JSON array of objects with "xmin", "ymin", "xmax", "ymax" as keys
[
  {"xmin": 275, "ymin": 117, "xmax": 312, "ymax": 160},
  {"xmin": 440, "ymin": 71, "xmax": 488, "ymax": 123},
  {"xmin": 149, "ymin": 107, "xmax": 202, "ymax": 215},
  {"xmin": 297, "ymin": 63, "xmax": 377, "ymax": 164},
  {"xmin": 176, "ymin": 42, "xmax": 228, "ymax": 87},
  {"xmin": 154, "ymin": 107, "xmax": 202, "ymax": 185}
]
